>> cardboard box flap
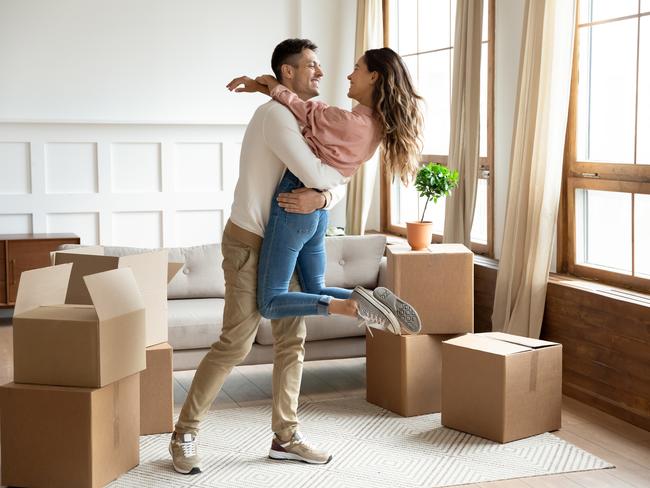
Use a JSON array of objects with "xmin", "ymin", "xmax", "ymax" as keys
[
  {"xmin": 480, "ymin": 332, "xmax": 559, "ymax": 349},
  {"xmin": 55, "ymin": 245, "xmax": 106, "ymax": 256},
  {"xmin": 167, "ymin": 262, "xmax": 184, "ymax": 283},
  {"xmin": 443, "ymin": 334, "xmax": 531, "ymax": 356},
  {"xmin": 119, "ymin": 249, "xmax": 168, "ymax": 291},
  {"xmin": 83, "ymin": 268, "xmax": 145, "ymax": 321},
  {"xmin": 14, "ymin": 263, "xmax": 73, "ymax": 316},
  {"xmin": 54, "ymin": 252, "xmax": 120, "ymax": 304}
]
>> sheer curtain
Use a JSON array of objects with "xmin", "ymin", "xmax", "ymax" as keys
[
  {"xmin": 491, "ymin": 0, "xmax": 576, "ymax": 338},
  {"xmin": 443, "ymin": 0, "xmax": 484, "ymax": 247},
  {"xmin": 345, "ymin": 0, "xmax": 383, "ymax": 235}
]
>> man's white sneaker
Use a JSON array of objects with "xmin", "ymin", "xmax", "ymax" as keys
[
  {"xmin": 269, "ymin": 431, "xmax": 332, "ymax": 464},
  {"xmin": 169, "ymin": 431, "xmax": 202, "ymax": 475},
  {"xmin": 351, "ymin": 286, "xmax": 400, "ymax": 335}
]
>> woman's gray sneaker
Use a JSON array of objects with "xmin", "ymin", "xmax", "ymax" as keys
[
  {"xmin": 351, "ymin": 286, "xmax": 400, "ymax": 335},
  {"xmin": 373, "ymin": 287, "xmax": 422, "ymax": 334}
]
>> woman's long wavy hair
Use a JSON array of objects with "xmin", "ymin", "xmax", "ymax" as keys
[{"xmin": 364, "ymin": 47, "xmax": 423, "ymax": 185}]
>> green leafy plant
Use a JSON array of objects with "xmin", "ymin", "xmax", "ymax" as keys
[{"xmin": 414, "ymin": 163, "xmax": 460, "ymax": 222}]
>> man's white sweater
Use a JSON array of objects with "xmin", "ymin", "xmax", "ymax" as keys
[{"xmin": 230, "ymin": 100, "xmax": 348, "ymax": 238}]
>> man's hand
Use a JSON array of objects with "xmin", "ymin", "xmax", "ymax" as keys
[
  {"xmin": 277, "ymin": 187, "xmax": 327, "ymax": 214},
  {"xmin": 255, "ymin": 74, "xmax": 280, "ymax": 92},
  {"xmin": 226, "ymin": 76, "xmax": 270, "ymax": 96}
]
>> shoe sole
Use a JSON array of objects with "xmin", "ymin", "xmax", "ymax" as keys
[
  {"xmin": 373, "ymin": 287, "xmax": 422, "ymax": 334},
  {"xmin": 352, "ymin": 286, "xmax": 400, "ymax": 335},
  {"xmin": 269, "ymin": 449, "xmax": 332, "ymax": 464},
  {"xmin": 168, "ymin": 443, "xmax": 202, "ymax": 475}
]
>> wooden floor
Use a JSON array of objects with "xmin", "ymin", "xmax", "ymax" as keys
[{"xmin": 1, "ymin": 320, "xmax": 649, "ymax": 487}]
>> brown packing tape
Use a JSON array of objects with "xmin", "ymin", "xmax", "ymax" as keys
[{"xmin": 529, "ymin": 351, "xmax": 539, "ymax": 392}]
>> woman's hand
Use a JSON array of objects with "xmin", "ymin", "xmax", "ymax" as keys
[
  {"xmin": 255, "ymin": 74, "xmax": 280, "ymax": 92},
  {"xmin": 226, "ymin": 76, "xmax": 270, "ymax": 96}
]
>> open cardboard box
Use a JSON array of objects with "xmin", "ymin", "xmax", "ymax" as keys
[
  {"xmin": 12, "ymin": 263, "xmax": 146, "ymax": 388},
  {"xmin": 52, "ymin": 246, "xmax": 183, "ymax": 347},
  {"xmin": 441, "ymin": 332, "xmax": 562, "ymax": 443}
]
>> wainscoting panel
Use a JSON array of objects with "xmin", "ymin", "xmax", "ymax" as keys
[
  {"xmin": 0, "ymin": 142, "xmax": 31, "ymax": 194},
  {"xmin": 0, "ymin": 123, "xmax": 246, "ymax": 247}
]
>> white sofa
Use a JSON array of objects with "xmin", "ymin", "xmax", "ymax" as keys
[{"xmin": 60, "ymin": 235, "xmax": 388, "ymax": 371}]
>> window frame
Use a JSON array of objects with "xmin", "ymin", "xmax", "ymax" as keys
[
  {"xmin": 558, "ymin": 2, "xmax": 650, "ymax": 293},
  {"xmin": 380, "ymin": 0, "xmax": 495, "ymax": 257}
]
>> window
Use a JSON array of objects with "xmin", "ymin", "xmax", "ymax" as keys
[
  {"xmin": 563, "ymin": 0, "xmax": 650, "ymax": 292},
  {"xmin": 382, "ymin": 0, "xmax": 494, "ymax": 255}
]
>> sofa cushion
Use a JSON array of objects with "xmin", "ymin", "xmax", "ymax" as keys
[
  {"xmin": 166, "ymin": 244, "xmax": 225, "ymax": 299},
  {"xmin": 323, "ymin": 235, "xmax": 386, "ymax": 288},
  {"xmin": 255, "ymin": 314, "xmax": 365, "ymax": 346},
  {"xmin": 57, "ymin": 243, "xmax": 225, "ymax": 299},
  {"xmin": 168, "ymin": 298, "xmax": 224, "ymax": 350}
]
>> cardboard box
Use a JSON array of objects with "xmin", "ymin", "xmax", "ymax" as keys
[
  {"xmin": 13, "ymin": 263, "xmax": 146, "ymax": 388},
  {"xmin": 1, "ymin": 373, "xmax": 140, "ymax": 488},
  {"xmin": 366, "ymin": 329, "xmax": 457, "ymax": 416},
  {"xmin": 386, "ymin": 244, "xmax": 474, "ymax": 335},
  {"xmin": 441, "ymin": 332, "xmax": 562, "ymax": 443},
  {"xmin": 53, "ymin": 247, "xmax": 183, "ymax": 347},
  {"xmin": 141, "ymin": 342, "xmax": 174, "ymax": 435}
]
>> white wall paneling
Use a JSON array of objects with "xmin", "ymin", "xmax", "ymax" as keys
[
  {"xmin": 0, "ymin": 123, "xmax": 245, "ymax": 247},
  {"xmin": 44, "ymin": 142, "xmax": 98, "ymax": 194},
  {"xmin": 0, "ymin": 214, "xmax": 32, "ymax": 234},
  {"xmin": 111, "ymin": 143, "xmax": 161, "ymax": 193},
  {"xmin": 46, "ymin": 212, "xmax": 99, "ymax": 245},
  {"xmin": 0, "ymin": 142, "xmax": 31, "ymax": 194}
]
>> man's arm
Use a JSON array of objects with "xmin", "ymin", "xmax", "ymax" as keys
[
  {"xmin": 262, "ymin": 103, "xmax": 349, "ymax": 190},
  {"xmin": 276, "ymin": 184, "xmax": 345, "ymax": 214}
]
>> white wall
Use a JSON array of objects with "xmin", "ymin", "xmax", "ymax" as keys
[
  {"xmin": 0, "ymin": 0, "xmax": 357, "ymax": 241},
  {"xmin": 299, "ymin": 0, "xmax": 357, "ymax": 228},
  {"xmin": 0, "ymin": 0, "xmax": 301, "ymax": 124}
]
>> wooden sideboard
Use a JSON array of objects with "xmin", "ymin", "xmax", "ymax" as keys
[{"xmin": 0, "ymin": 233, "xmax": 80, "ymax": 307}]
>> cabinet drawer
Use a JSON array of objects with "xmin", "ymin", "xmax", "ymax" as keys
[{"xmin": 6, "ymin": 238, "xmax": 79, "ymax": 304}]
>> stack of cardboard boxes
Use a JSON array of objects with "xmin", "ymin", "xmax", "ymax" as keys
[
  {"xmin": 367, "ymin": 244, "xmax": 474, "ymax": 417},
  {"xmin": 367, "ymin": 244, "xmax": 562, "ymax": 443},
  {"xmin": 1, "ymin": 248, "xmax": 181, "ymax": 487}
]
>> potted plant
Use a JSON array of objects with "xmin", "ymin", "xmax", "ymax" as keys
[{"xmin": 406, "ymin": 162, "xmax": 459, "ymax": 250}]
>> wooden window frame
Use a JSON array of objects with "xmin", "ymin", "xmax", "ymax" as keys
[
  {"xmin": 558, "ymin": 2, "xmax": 650, "ymax": 294},
  {"xmin": 380, "ymin": 0, "xmax": 495, "ymax": 257}
]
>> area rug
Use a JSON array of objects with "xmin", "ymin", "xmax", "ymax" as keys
[{"xmin": 109, "ymin": 398, "xmax": 613, "ymax": 488}]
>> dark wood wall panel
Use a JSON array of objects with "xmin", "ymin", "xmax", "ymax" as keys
[{"xmin": 472, "ymin": 262, "xmax": 650, "ymax": 431}]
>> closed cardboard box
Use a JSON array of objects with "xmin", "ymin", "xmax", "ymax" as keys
[
  {"xmin": 366, "ymin": 329, "xmax": 457, "ymax": 417},
  {"xmin": 1, "ymin": 373, "xmax": 140, "ymax": 488},
  {"xmin": 141, "ymin": 342, "xmax": 174, "ymax": 435},
  {"xmin": 53, "ymin": 247, "xmax": 183, "ymax": 347},
  {"xmin": 386, "ymin": 244, "xmax": 473, "ymax": 335},
  {"xmin": 13, "ymin": 263, "xmax": 146, "ymax": 388},
  {"xmin": 442, "ymin": 332, "xmax": 562, "ymax": 443}
]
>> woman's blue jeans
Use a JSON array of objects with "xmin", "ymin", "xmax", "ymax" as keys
[{"xmin": 257, "ymin": 170, "xmax": 352, "ymax": 319}]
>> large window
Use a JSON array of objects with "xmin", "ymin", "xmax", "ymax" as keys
[
  {"xmin": 564, "ymin": 0, "xmax": 650, "ymax": 292},
  {"xmin": 383, "ymin": 0, "xmax": 494, "ymax": 255}
]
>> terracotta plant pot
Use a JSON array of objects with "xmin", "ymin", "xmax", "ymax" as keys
[{"xmin": 406, "ymin": 221, "xmax": 433, "ymax": 250}]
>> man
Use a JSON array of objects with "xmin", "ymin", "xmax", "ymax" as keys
[{"xmin": 169, "ymin": 38, "xmax": 387, "ymax": 475}]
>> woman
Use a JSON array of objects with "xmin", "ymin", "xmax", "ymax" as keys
[{"xmin": 227, "ymin": 47, "xmax": 424, "ymax": 334}]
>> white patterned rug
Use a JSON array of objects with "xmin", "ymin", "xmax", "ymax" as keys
[{"xmin": 110, "ymin": 398, "xmax": 613, "ymax": 488}]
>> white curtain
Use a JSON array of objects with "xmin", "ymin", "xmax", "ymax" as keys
[
  {"xmin": 443, "ymin": 0, "xmax": 484, "ymax": 247},
  {"xmin": 492, "ymin": 0, "xmax": 576, "ymax": 338},
  {"xmin": 345, "ymin": 0, "xmax": 383, "ymax": 235}
]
